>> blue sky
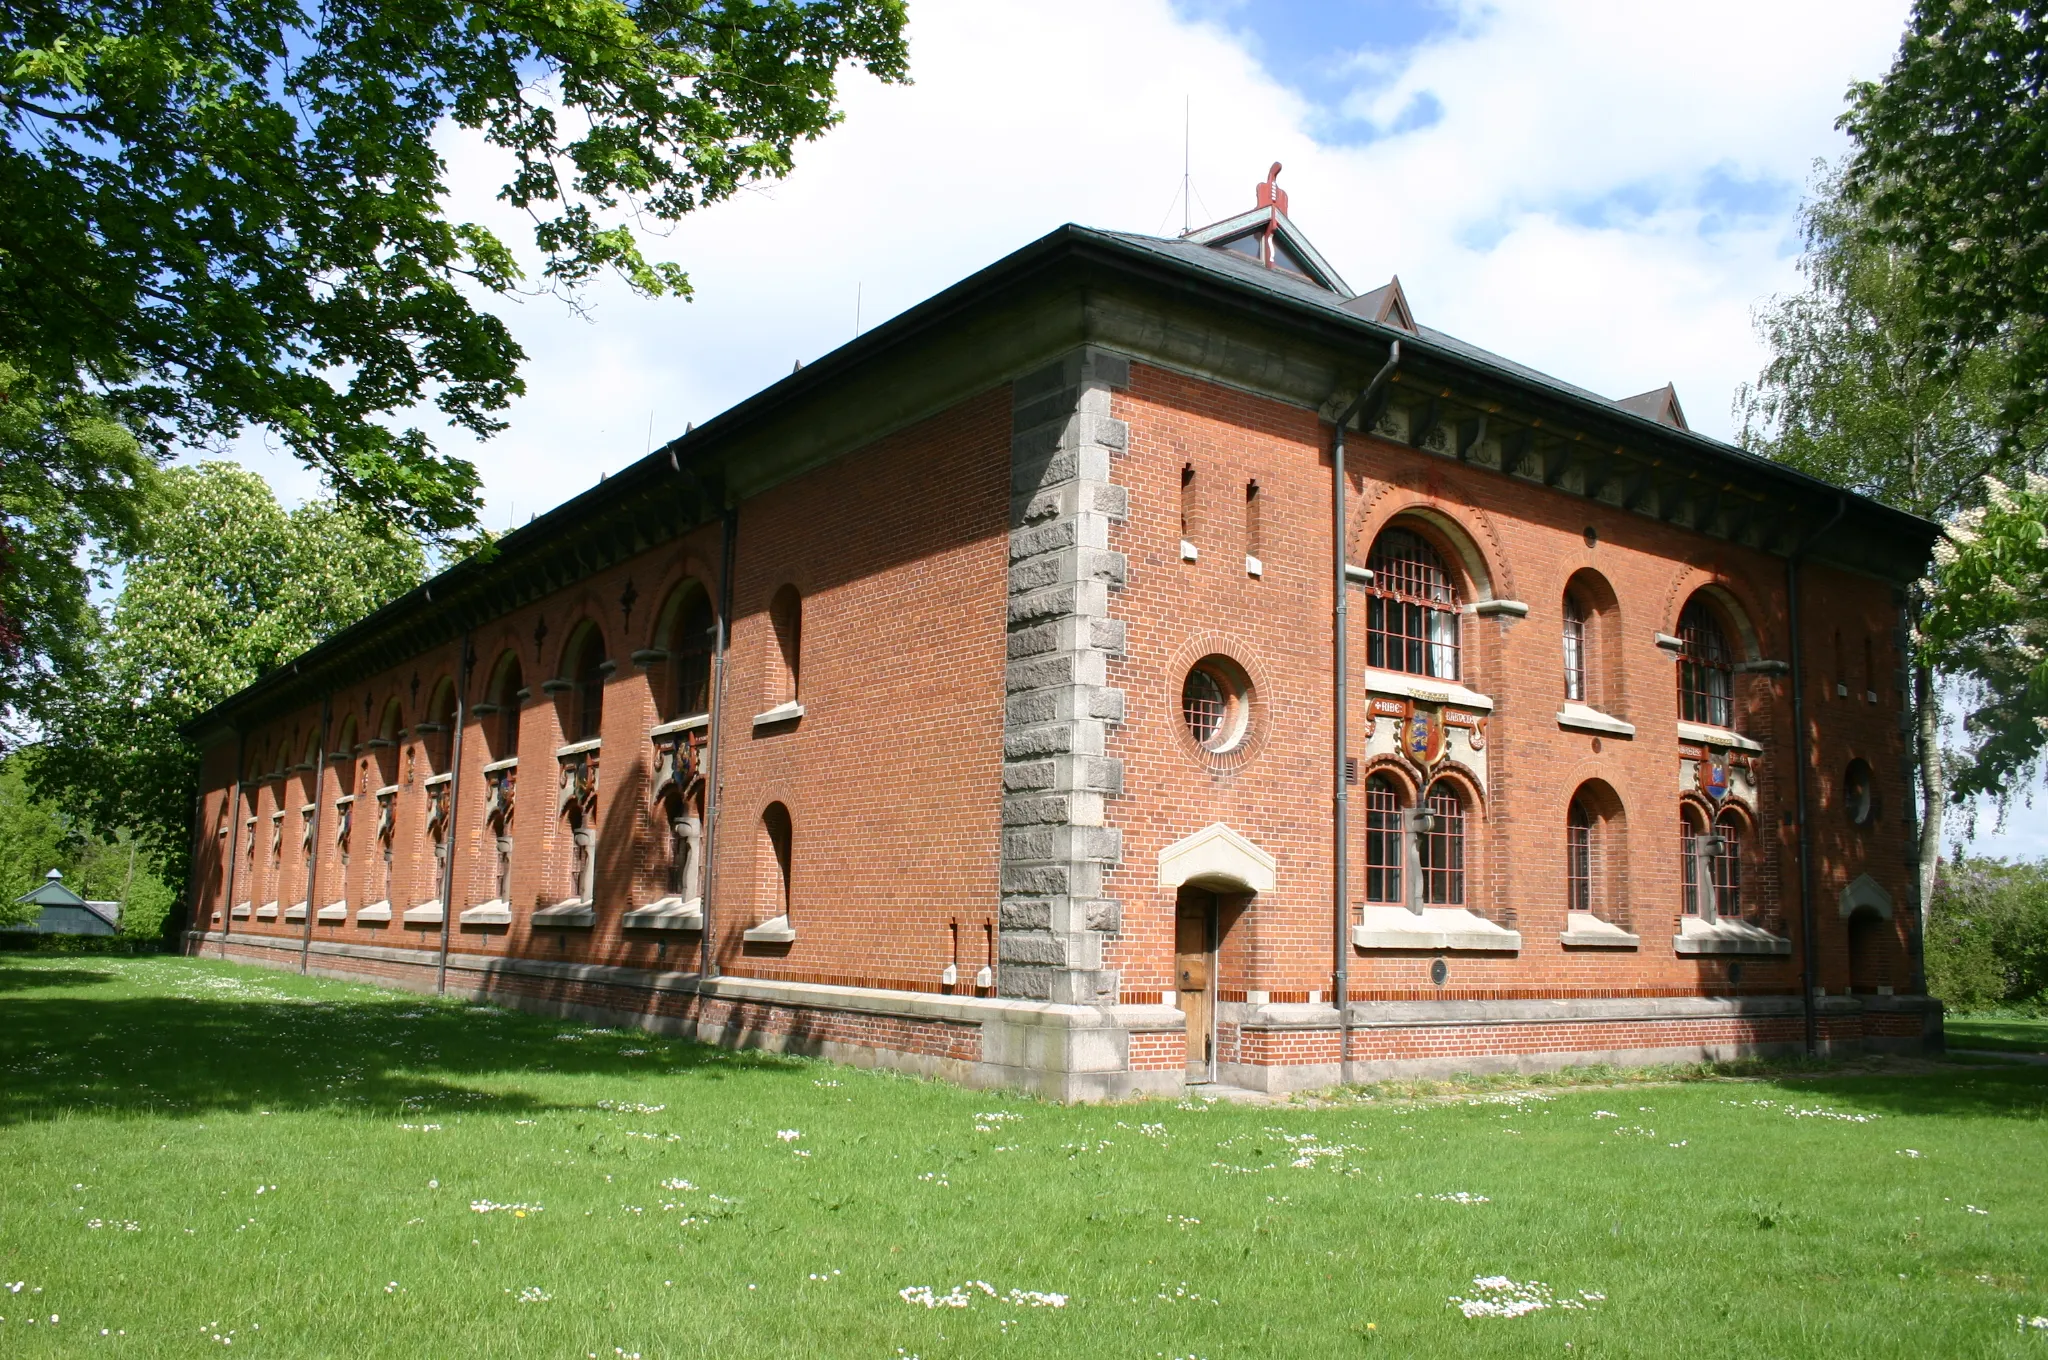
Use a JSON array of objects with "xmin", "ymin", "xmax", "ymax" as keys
[{"xmin": 216, "ymin": 0, "xmax": 2044, "ymax": 857}]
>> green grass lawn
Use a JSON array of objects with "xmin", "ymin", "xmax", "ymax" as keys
[
  {"xmin": 1947, "ymin": 1014, "xmax": 2048, "ymax": 1056},
  {"xmin": 3, "ymin": 956, "xmax": 2046, "ymax": 1358}
]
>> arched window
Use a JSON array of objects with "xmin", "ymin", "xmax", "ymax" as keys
[
  {"xmin": 565, "ymin": 626, "xmax": 607, "ymax": 741},
  {"xmin": 487, "ymin": 652, "xmax": 524, "ymax": 759},
  {"xmin": 1364, "ymin": 775, "xmax": 1404, "ymax": 904},
  {"xmin": 769, "ymin": 585, "xmax": 802, "ymax": 706},
  {"xmin": 1677, "ymin": 599, "xmax": 1733, "ymax": 727},
  {"xmin": 1567, "ymin": 797, "xmax": 1594, "ymax": 913},
  {"xmin": 761, "ymin": 802, "xmax": 793, "ymax": 921},
  {"xmin": 1365, "ymin": 528, "xmax": 1460, "ymax": 679},
  {"xmin": 671, "ymin": 584, "xmax": 716, "ymax": 719},
  {"xmin": 1843, "ymin": 758, "xmax": 1875, "ymax": 826},
  {"xmin": 333, "ymin": 719, "xmax": 357, "ymax": 796},
  {"xmin": 1680, "ymin": 806, "xmax": 1708, "ymax": 916},
  {"xmin": 1713, "ymin": 811, "xmax": 1745, "ymax": 920},
  {"xmin": 1418, "ymin": 782, "xmax": 1465, "ymax": 905},
  {"xmin": 1562, "ymin": 592, "xmax": 1587, "ymax": 702},
  {"xmin": 425, "ymin": 679, "xmax": 457, "ymax": 775}
]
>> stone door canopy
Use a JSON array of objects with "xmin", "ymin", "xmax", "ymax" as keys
[{"xmin": 1157, "ymin": 822, "xmax": 1276, "ymax": 894}]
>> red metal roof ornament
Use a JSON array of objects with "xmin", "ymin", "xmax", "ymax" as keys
[{"xmin": 1254, "ymin": 162, "xmax": 1288, "ymax": 216}]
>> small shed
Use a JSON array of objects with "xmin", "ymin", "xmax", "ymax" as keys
[{"xmin": 5, "ymin": 870, "xmax": 121, "ymax": 937}]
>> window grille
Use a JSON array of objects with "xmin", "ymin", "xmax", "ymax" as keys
[
  {"xmin": 1181, "ymin": 666, "xmax": 1226, "ymax": 746},
  {"xmin": 1567, "ymin": 799, "xmax": 1594, "ymax": 913},
  {"xmin": 1680, "ymin": 811, "xmax": 1704, "ymax": 915},
  {"xmin": 1562, "ymin": 593, "xmax": 1587, "ymax": 702},
  {"xmin": 1713, "ymin": 814, "xmax": 1744, "ymax": 919},
  {"xmin": 1365, "ymin": 529, "xmax": 1461, "ymax": 679},
  {"xmin": 1364, "ymin": 776, "xmax": 1403, "ymax": 903},
  {"xmin": 1677, "ymin": 600, "xmax": 1733, "ymax": 727},
  {"xmin": 1419, "ymin": 785, "xmax": 1465, "ymax": 905}
]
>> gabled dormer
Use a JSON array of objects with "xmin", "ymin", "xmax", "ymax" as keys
[
  {"xmin": 1342, "ymin": 275, "xmax": 1416, "ymax": 332},
  {"xmin": 1616, "ymin": 383, "xmax": 1689, "ymax": 431},
  {"xmin": 1185, "ymin": 163, "xmax": 1353, "ymax": 297}
]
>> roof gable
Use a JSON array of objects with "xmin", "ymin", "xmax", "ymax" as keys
[
  {"xmin": 1343, "ymin": 276, "xmax": 1416, "ymax": 332},
  {"xmin": 1615, "ymin": 383, "xmax": 1689, "ymax": 431},
  {"xmin": 1185, "ymin": 165, "xmax": 1351, "ymax": 297}
]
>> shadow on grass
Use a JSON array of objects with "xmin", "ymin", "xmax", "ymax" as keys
[
  {"xmin": 1780, "ymin": 1064, "xmax": 2048, "ymax": 1121},
  {"xmin": 0, "ymin": 965, "xmax": 119, "ymax": 993},
  {"xmin": 0, "ymin": 988, "xmax": 811, "ymax": 1127}
]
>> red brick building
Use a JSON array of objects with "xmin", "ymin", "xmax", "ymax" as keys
[{"xmin": 184, "ymin": 180, "xmax": 1940, "ymax": 1098}]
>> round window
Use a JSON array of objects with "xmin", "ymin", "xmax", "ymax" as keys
[{"xmin": 1181, "ymin": 657, "xmax": 1250, "ymax": 753}]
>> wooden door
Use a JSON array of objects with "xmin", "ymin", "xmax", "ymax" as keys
[{"xmin": 1176, "ymin": 887, "xmax": 1216, "ymax": 1080}]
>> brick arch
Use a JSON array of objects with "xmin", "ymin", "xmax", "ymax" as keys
[
  {"xmin": 1661, "ymin": 566, "xmax": 1774, "ymax": 662},
  {"xmin": 1165, "ymin": 631, "xmax": 1275, "ymax": 774},
  {"xmin": 648, "ymin": 567, "xmax": 719, "ymax": 654},
  {"xmin": 1423, "ymin": 760, "xmax": 1487, "ymax": 814},
  {"xmin": 472, "ymin": 628, "xmax": 529, "ymax": 700},
  {"xmin": 1357, "ymin": 752, "xmax": 1422, "ymax": 804},
  {"xmin": 1350, "ymin": 487, "xmax": 1515, "ymax": 604},
  {"xmin": 553, "ymin": 604, "xmax": 611, "ymax": 680}
]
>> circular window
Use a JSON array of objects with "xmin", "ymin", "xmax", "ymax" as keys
[
  {"xmin": 1844, "ymin": 759, "xmax": 1875, "ymax": 826},
  {"xmin": 1181, "ymin": 656, "xmax": 1251, "ymax": 754}
]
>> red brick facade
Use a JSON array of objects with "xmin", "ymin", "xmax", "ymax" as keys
[{"xmin": 185, "ymin": 213, "xmax": 1940, "ymax": 1098}]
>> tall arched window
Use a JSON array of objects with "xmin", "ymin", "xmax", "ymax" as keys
[
  {"xmin": 768, "ymin": 585, "xmax": 802, "ymax": 706},
  {"xmin": 1680, "ymin": 806, "xmax": 1707, "ymax": 917},
  {"xmin": 1418, "ymin": 782, "xmax": 1465, "ymax": 905},
  {"xmin": 761, "ymin": 802, "xmax": 793, "ymax": 921},
  {"xmin": 1713, "ymin": 811, "xmax": 1745, "ymax": 920},
  {"xmin": 425, "ymin": 679, "xmax": 457, "ymax": 774},
  {"xmin": 1567, "ymin": 797, "xmax": 1594, "ymax": 913},
  {"xmin": 1562, "ymin": 592, "xmax": 1587, "ymax": 701},
  {"xmin": 672, "ymin": 585, "xmax": 716, "ymax": 719},
  {"xmin": 1366, "ymin": 528, "xmax": 1461, "ymax": 679},
  {"xmin": 1364, "ymin": 775, "xmax": 1404, "ymax": 904},
  {"xmin": 566, "ymin": 626, "xmax": 607, "ymax": 740},
  {"xmin": 1677, "ymin": 599, "xmax": 1733, "ymax": 728},
  {"xmin": 487, "ymin": 652, "xmax": 524, "ymax": 759}
]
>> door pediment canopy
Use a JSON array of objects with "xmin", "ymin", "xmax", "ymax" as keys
[
  {"xmin": 1839, "ymin": 872, "xmax": 1894, "ymax": 920},
  {"xmin": 1158, "ymin": 822, "xmax": 1276, "ymax": 894}
]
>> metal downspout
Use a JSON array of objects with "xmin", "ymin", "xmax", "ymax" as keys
[
  {"xmin": 300, "ymin": 696, "xmax": 332, "ymax": 975},
  {"xmin": 222, "ymin": 732, "xmax": 246, "ymax": 959},
  {"xmin": 1332, "ymin": 340, "xmax": 1401, "ymax": 1085},
  {"xmin": 1788, "ymin": 495, "xmax": 1848, "ymax": 1056},
  {"xmin": 436, "ymin": 635, "xmax": 473, "ymax": 998},
  {"xmin": 699, "ymin": 506, "xmax": 738, "ymax": 985}
]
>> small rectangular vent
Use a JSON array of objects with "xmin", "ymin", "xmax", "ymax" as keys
[{"xmin": 1344, "ymin": 757, "xmax": 1359, "ymax": 785}]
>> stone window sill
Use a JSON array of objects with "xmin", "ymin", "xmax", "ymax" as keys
[
  {"xmin": 459, "ymin": 900, "xmax": 512, "ymax": 926},
  {"xmin": 283, "ymin": 902, "xmax": 307, "ymax": 923},
  {"xmin": 423, "ymin": 772, "xmax": 452, "ymax": 789},
  {"xmin": 752, "ymin": 701, "xmax": 805, "ymax": 729},
  {"xmin": 356, "ymin": 901, "xmax": 392, "ymax": 923},
  {"xmin": 1677, "ymin": 721, "xmax": 1763, "ymax": 754},
  {"xmin": 743, "ymin": 913, "xmax": 796, "ymax": 944},
  {"xmin": 1673, "ymin": 916, "xmax": 1791, "ymax": 956},
  {"xmin": 533, "ymin": 900, "xmax": 595, "ymax": 928},
  {"xmin": 231, "ymin": 902, "xmax": 252, "ymax": 920},
  {"xmin": 622, "ymin": 896, "xmax": 704, "ymax": 931},
  {"xmin": 1352, "ymin": 904, "xmax": 1520, "ymax": 953},
  {"xmin": 317, "ymin": 901, "xmax": 348, "ymax": 923},
  {"xmin": 650, "ymin": 715, "xmax": 709, "ymax": 739},
  {"xmin": 256, "ymin": 901, "xmax": 279, "ymax": 920},
  {"xmin": 1559, "ymin": 912, "xmax": 1639, "ymax": 948},
  {"xmin": 1245, "ymin": 553, "xmax": 1263, "ymax": 578},
  {"xmin": 555, "ymin": 737, "xmax": 602, "ymax": 758},
  {"xmin": 481, "ymin": 756, "xmax": 519, "ymax": 775},
  {"xmin": 402, "ymin": 900, "xmax": 444, "ymax": 926},
  {"xmin": 1361, "ymin": 669, "xmax": 1495, "ymax": 713},
  {"xmin": 1557, "ymin": 703, "xmax": 1635, "ymax": 738},
  {"xmin": 376, "ymin": 784, "xmax": 400, "ymax": 799}
]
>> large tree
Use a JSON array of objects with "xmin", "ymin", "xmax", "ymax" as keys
[
  {"xmin": 28, "ymin": 462, "xmax": 428, "ymax": 890},
  {"xmin": 1843, "ymin": 0, "xmax": 2048, "ymax": 441},
  {"xmin": 1737, "ymin": 164, "xmax": 2038, "ymax": 913},
  {"xmin": 0, "ymin": 0, "xmax": 907, "ymax": 722}
]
